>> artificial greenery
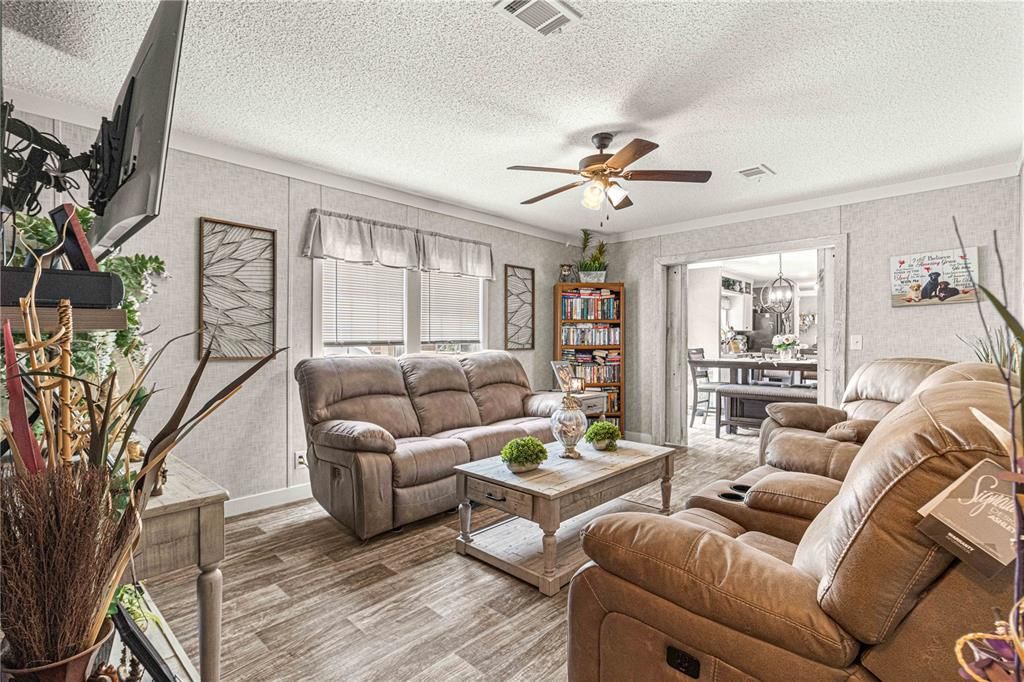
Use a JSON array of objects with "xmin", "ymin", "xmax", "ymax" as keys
[
  {"xmin": 7, "ymin": 208, "xmax": 165, "ymax": 378},
  {"xmin": 578, "ymin": 229, "xmax": 608, "ymax": 272},
  {"xmin": 584, "ymin": 420, "xmax": 621, "ymax": 449},
  {"xmin": 500, "ymin": 436, "xmax": 548, "ymax": 466},
  {"xmin": 106, "ymin": 584, "xmax": 161, "ymax": 630},
  {"xmin": 959, "ymin": 327, "xmax": 1022, "ymax": 375}
]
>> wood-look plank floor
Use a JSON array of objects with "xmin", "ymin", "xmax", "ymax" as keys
[{"xmin": 146, "ymin": 424, "xmax": 758, "ymax": 681}]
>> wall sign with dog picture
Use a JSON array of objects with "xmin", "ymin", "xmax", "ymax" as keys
[{"xmin": 889, "ymin": 247, "xmax": 978, "ymax": 307}]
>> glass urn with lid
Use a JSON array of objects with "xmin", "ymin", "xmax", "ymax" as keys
[{"xmin": 551, "ymin": 379, "xmax": 588, "ymax": 459}]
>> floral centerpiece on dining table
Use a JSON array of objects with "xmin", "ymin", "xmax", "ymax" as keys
[{"xmin": 772, "ymin": 333, "xmax": 800, "ymax": 360}]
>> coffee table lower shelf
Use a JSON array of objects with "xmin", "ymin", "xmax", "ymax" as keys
[{"xmin": 455, "ymin": 497, "xmax": 657, "ymax": 596}]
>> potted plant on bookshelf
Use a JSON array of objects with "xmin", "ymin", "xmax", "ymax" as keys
[
  {"xmin": 577, "ymin": 229, "xmax": 608, "ymax": 283},
  {"xmin": 500, "ymin": 436, "xmax": 548, "ymax": 473},
  {"xmin": 585, "ymin": 420, "xmax": 621, "ymax": 451}
]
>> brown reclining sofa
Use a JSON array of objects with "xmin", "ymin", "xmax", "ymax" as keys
[
  {"xmin": 569, "ymin": 360, "xmax": 1014, "ymax": 680},
  {"xmin": 295, "ymin": 351, "xmax": 565, "ymax": 539}
]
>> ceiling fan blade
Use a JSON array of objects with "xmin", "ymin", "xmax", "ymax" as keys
[
  {"xmin": 507, "ymin": 165, "xmax": 580, "ymax": 175},
  {"xmin": 610, "ymin": 195, "xmax": 633, "ymax": 210},
  {"xmin": 606, "ymin": 139, "xmax": 659, "ymax": 170},
  {"xmin": 521, "ymin": 181, "xmax": 586, "ymax": 205},
  {"xmin": 624, "ymin": 170, "xmax": 712, "ymax": 183}
]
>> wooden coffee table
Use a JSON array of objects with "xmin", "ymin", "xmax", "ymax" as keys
[{"xmin": 454, "ymin": 440, "xmax": 676, "ymax": 596}]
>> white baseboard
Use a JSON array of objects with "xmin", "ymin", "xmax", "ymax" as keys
[
  {"xmin": 625, "ymin": 430, "xmax": 655, "ymax": 444},
  {"xmin": 224, "ymin": 483, "xmax": 312, "ymax": 518}
]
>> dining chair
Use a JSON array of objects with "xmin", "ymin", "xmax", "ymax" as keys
[
  {"xmin": 756, "ymin": 347, "xmax": 797, "ymax": 386},
  {"xmin": 687, "ymin": 348, "xmax": 727, "ymax": 427}
]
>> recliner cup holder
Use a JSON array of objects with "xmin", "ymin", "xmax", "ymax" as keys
[
  {"xmin": 718, "ymin": 491, "xmax": 746, "ymax": 502},
  {"xmin": 729, "ymin": 484, "xmax": 752, "ymax": 494}
]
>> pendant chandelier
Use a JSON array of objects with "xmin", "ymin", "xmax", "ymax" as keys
[{"xmin": 760, "ymin": 254, "xmax": 795, "ymax": 314}]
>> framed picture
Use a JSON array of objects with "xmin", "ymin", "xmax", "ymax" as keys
[
  {"xmin": 504, "ymin": 264, "xmax": 535, "ymax": 350},
  {"xmin": 199, "ymin": 217, "xmax": 276, "ymax": 359},
  {"xmin": 889, "ymin": 247, "xmax": 979, "ymax": 308},
  {"xmin": 550, "ymin": 360, "xmax": 573, "ymax": 392}
]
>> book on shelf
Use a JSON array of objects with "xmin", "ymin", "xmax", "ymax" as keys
[
  {"xmin": 561, "ymin": 323, "xmax": 620, "ymax": 346},
  {"xmin": 560, "ymin": 287, "xmax": 620, "ymax": 321}
]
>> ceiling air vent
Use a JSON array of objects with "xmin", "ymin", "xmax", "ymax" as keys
[
  {"xmin": 494, "ymin": 0, "xmax": 581, "ymax": 36},
  {"xmin": 737, "ymin": 164, "xmax": 777, "ymax": 180}
]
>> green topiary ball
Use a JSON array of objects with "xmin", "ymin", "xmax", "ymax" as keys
[
  {"xmin": 500, "ymin": 436, "xmax": 549, "ymax": 466},
  {"xmin": 584, "ymin": 420, "xmax": 621, "ymax": 450}
]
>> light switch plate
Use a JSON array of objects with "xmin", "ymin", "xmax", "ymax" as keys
[{"xmin": 850, "ymin": 334, "xmax": 863, "ymax": 350}]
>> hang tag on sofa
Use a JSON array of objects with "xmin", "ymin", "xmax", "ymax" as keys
[{"xmin": 917, "ymin": 458, "xmax": 1015, "ymax": 578}]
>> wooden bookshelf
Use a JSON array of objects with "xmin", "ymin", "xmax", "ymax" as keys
[{"xmin": 554, "ymin": 282, "xmax": 625, "ymax": 432}]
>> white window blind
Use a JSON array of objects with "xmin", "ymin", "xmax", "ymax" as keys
[
  {"xmin": 322, "ymin": 260, "xmax": 405, "ymax": 346},
  {"xmin": 421, "ymin": 272, "xmax": 481, "ymax": 344}
]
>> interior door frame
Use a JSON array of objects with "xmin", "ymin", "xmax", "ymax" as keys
[{"xmin": 651, "ymin": 234, "xmax": 849, "ymax": 446}]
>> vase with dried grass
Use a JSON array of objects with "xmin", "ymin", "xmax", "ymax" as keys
[
  {"xmin": 0, "ymin": 242, "xmax": 280, "ymax": 679},
  {"xmin": 951, "ymin": 217, "xmax": 1024, "ymax": 681}
]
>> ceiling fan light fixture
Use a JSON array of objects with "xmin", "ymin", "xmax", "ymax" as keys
[
  {"xmin": 606, "ymin": 182, "xmax": 629, "ymax": 208},
  {"xmin": 581, "ymin": 179, "xmax": 605, "ymax": 210}
]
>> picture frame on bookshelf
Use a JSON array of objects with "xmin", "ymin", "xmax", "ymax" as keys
[
  {"xmin": 504, "ymin": 264, "xmax": 535, "ymax": 350},
  {"xmin": 551, "ymin": 360, "xmax": 573, "ymax": 392}
]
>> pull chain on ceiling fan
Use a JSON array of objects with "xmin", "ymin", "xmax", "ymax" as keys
[{"xmin": 507, "ymin": 132, "xmax": 712, "ymax": 211}]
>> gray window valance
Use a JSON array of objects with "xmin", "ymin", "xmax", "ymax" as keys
[{"xmin": 303, "ymin": 210, "xmax": 493, "ymax": 279}]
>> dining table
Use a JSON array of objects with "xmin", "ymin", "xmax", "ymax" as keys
[
  {"xmin": 689, "ymin": 355, "xmax": 819, "ymax": 435},
  {"xmin": 689, "ymin": 355, "xmax": 818, "ymax": 385}
]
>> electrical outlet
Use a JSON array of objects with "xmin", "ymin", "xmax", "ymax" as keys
[
  {"xmin": 294, "ymin": 450, "xmax": 308, "ymax": 469},
  {"xmin": 849, "ymin": 334, "xmax": 863, "ymax": 351}
]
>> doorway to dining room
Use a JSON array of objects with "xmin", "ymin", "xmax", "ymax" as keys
[{"xmin": 654, "ymin": 237, "xmax": 847, "ymax": 447}]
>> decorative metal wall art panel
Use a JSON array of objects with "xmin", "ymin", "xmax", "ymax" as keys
[
  {"xmin": 199, "ymin": 217, "xmax": 276, "ymax": 359},
  {"xmin": 504, "ymin": 264, "xmax": 535, "ymax": 350}
]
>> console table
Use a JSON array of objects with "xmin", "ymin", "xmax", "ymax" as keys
[{"xmin": 133, "ymin": 457, "xmax": 227, "ymax": 682}]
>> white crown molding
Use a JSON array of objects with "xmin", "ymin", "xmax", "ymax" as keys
[
  {"xmin": 12, "ymin": 87, "xmax": 1019, "ymax": 245},
  {"xmin": 605, "ymin": 162, "xmax": 1021, "ymax": 243},
  {"xmin": 7, "ymin": 87, "xmax": 570, "ymax": 244}
]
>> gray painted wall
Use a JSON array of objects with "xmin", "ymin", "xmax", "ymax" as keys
[
  {"xmin": 608, "ymin": 177, "xmax": 1021, "ymax": 439},
  {"xmin": 21, "ymin": 113, "xmax": 1022, "ymax": 492},
  {"xmin": 27, "ymin": 114, "xmax": 574, "ymax": 501}
]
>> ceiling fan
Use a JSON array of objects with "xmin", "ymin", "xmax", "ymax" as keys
[{"xmin": 508, "ymin": 132, "xmax": 712, "ymax": 210}]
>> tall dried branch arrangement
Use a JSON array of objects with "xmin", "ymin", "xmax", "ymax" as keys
[
  {"xmin": 1, "ymin": 229, "xmax": 282, "ymax": 669},
  {"xmin": 951, "ymin": 217, "xmax": 1024, "ymax": 681},
  {"xmin": 0, "ymin": 466, "xmax": 137, "ymax": 667}
]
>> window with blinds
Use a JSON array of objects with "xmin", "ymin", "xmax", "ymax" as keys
[
  {"xmin": 321, "ymin": 260, "xmax": 405, "ymax": 348},
  {"xmin": 421, "ymin": 271, "xmax": 482, "ymax": 346}
]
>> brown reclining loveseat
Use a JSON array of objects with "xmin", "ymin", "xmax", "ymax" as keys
[{"xmin": 569, "ymin": 363, "xmax": 1013, "ymax": 680}]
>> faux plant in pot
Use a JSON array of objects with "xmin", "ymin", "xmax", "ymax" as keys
[
  {"xmin": 585, "ymin": 420, "xmax": 621, "ymax": 451},
  {"xmin": 0, "ymin": 250, "xmax": 279, "ymax": 680},
  {"xmin": 500, "ymin": 436, "xmax": 548, "ymax": 473},
  {"xmin": 577, "ymin": 229, "xmax": 608, "ymax": 283}
]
